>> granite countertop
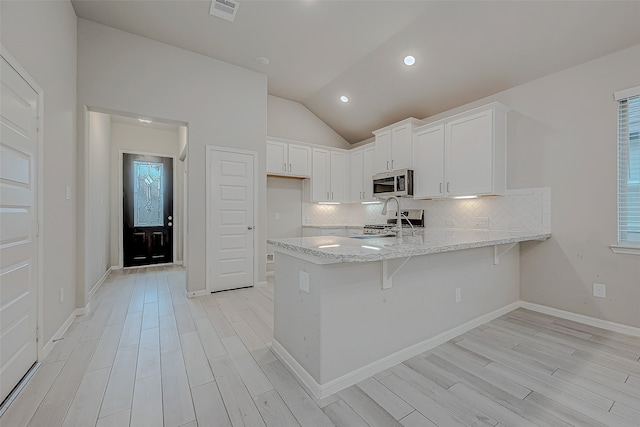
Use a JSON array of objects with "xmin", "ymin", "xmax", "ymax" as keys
[{"xmin": 268, "ymin": 229, "xmax": 551, "ymax": 263}]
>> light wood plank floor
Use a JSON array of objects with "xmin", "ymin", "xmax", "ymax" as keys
[{"xmin": 2, "ymin": 266, "xmax": 639, "ymax": 426}]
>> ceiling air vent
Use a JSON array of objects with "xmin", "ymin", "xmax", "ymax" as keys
[{"xmin": 210, "ymin": 0, "xmax": 239, "ymax": 23}]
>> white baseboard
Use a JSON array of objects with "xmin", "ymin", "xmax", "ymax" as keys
[
  {"xmin": 110, "ymin": 265, "xmax": 121, "ymax": 271},
  {"xmin": 272, "ymin": 301, "xmax": 521, "ymax": 399},
  {"xmin": 519, "ymin": 301, "xmax": 640, "ymax": 337},
  {"xmin": 41, "ymin": 307, "xmax": 87, "ymax": 360},
  {"xmin": 188, "ymin": 290, "xmax": 209, "ymax": 298},
  {"xmin": 88, "ymin": 267, "xmax": 112, "ymax": 301},
  {"xmin": 266, "ymin": 271, "xmax": 274, "ymax": 277},
  {"xmin": 256, "ymin": 281, "xmax": 268, "ymax": 287}
]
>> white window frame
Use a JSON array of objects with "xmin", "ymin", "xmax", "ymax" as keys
[{"xmin": 611, "ymin": 85, "xmax": 640, "ymax": 255}]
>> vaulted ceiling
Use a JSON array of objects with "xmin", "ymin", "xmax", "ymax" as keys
[{"xmin": 72, "ymin": 0, "xmax": 640, "ymax": 143}]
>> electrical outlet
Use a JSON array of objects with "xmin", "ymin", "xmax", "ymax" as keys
[
  {"xmin": 446, "ymin": 218, "xmax": 456, "ymax": 227},
  {"xmin": 474, "ymin": 217, "xmax": 489, "ymax": 228},
  {"xmin": 455, "ymin": 288, "xmax": 462, "ymax": 303},
  {"xmin": 593, "ymin": 283, "xmax": 606, "ymax": 298},
  {"xmin": 59, "ymin": 288, "xmax": 64, "ymax": 303},
  {"xmin": 274, "ymin": 212, "xmax": 280, "ymax": 220},
  {"xmin": 299, "ymin": 271, "xmax": 310, "ymax": 293}
]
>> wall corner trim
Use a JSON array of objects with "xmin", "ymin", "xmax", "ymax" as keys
[
  {"xmin": 188, "ymin": 290, "xmax": 209, "ymax": 298},
  {"xmin": 87, "ymin": 267, "xmax": 112, "ymax": 302},
  {"xmin": 41, "ymin": 307, "xmax": 89, "ymax": 360}
]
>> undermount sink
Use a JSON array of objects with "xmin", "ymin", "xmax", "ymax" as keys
[{"xmin": 350, "ymin": 234, "xmax": 396, "ymax": 239}]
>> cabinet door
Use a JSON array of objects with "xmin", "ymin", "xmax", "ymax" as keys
[
  {"xmin": 413, "ymin": 124, "xmax": 445, "ymax": 198},
  {"xmin": 266, "ymin": 140, "xmax": 287, "ymax": 175},
  {"xmin": 390, "ymin": 124, "xmax": 412, "ymax": 170},
  {"xmin": 330, "ymin": 151, "xmax": 349, "ymax": 202},
  {"xmin": 288, "ymin": 144, "xmax": 311, "ymax": 177},
  {"xmin": 350, "ymin": 150, "xmax": 364, "ymax": 202},
  {"xmin": 446, "ymin": 110, "xmax": 494, "ymax": 196},
  {"xmin": 362, "ymin": 146, "xmax": 375, "ymax": 200},
  {"xmin": 311, "ymin": 148, "xmax": 330, "ymax": 202},
  {"xmin": 374, "ymin": 130, "xmax": 391, "ymax": 173}
]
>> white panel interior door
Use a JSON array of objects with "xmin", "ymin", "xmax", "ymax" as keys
[
  {"xmin": 0, "ymin": 55, "xmax": 39, "ymax": 404},
  {"xmin": 208, "ymin": 149, "xmax": 255, "ymax": 292}
]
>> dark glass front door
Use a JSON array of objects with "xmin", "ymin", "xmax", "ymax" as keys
[{"xmin": 123, "ymin": 153, "xmax": 173, "ymax": 267}]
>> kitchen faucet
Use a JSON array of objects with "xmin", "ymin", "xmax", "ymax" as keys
[{"xmin": 381, "ymin": 196, "xmax": 403, "ymax": 239}]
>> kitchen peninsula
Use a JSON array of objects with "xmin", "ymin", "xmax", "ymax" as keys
[{"xmin": 267, "ymin": 229, "xmax": 550, "ymax": 398}]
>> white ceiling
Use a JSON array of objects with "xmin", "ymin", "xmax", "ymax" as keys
[{"xmin": 71, "ymin": 0, "xmax": 640, "ymax": 143}]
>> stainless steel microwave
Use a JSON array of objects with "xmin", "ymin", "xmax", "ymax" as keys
[{"xmin": 372, "ymin": 169, "xmax": 414, "ymax": 197}]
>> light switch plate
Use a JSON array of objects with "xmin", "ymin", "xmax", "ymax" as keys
[
  {"xmin": 593, "ymin": 283, "xmax": 606, "ymax": 298},
  {"xmin": 299, "ymin": 271, "xmax": 310, "ymax": 293}
]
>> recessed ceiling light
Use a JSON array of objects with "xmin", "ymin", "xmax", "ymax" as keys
[
  {"xmin": 138, "ymin": 119, "xmax": 152, "ymax": 124},
  {"xmin": 404, "ymin": 55, "xmax": 416, "ymax": 66},
  {"xmin": 340, "ymin": 95, "xmax": 349, "ymax": 103},
  {"xmin": 256, "ymin": 56, "xmax": 270, "ymax": 66}
]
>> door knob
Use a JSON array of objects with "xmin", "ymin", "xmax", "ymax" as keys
[
  {"xmin": 168, "ymin": 216, "xmax": 173, "ymax": 220},
  {"xmin": 248, "ymin": 226, "xmax": 254, "ymax": 230},
  {"xmin": 168, "ymin": 222, "xmax": 173, "ymax": 226}
]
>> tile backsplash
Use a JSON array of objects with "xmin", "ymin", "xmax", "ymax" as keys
[{"xmin": 303, "ymin": 187, "xmax": 551, "ymax": 234}]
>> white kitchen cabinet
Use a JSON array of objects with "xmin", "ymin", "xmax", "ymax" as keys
[
  {"xmin": 373, "ymin": 118, "xmax": 424, "ymax": 173},
  {"xmin": 413, "ymin": 124, "xmax": 446, "ymax": 198},
  {"xmin": 266, "ymin": 138, "xmax": 311, "ymax": 177},
  {"xmin": 412, "ymin": 102, "xmax": 508, "ymax": 199},
  {"xmin": 307, "ymin": 148, "xmax": 349, "ymax": 202},
  {"xmin": 349, "ymin": 144, "xmax": 375, "ymax": 202}
]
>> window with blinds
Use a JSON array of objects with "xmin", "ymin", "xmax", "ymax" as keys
[{"xmin": 616, "ymin": 86, "xmax": 640, "ymax": 247}]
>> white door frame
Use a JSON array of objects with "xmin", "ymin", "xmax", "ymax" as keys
[
  {"xmin": 205, "ymin": 145, "xmax": 258, "ymax": 292},
  {"xmin": 0, "ymin": 45, "xmax": 45, "ymax": 359},
  {"xmin": 118, "ymin": 149, "xmax": 178, "ymax": 268}
]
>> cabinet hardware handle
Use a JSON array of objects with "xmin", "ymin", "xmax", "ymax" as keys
[
  {"xmin": 289, "ymin": 163, "xmax": 292, "ymax": 173},
  {"xmin": 248, "ymin": 226, "xmax": 254, "ymax": 230},
  {"xmin": 447, "ymin": 182, "xmax": 450, "ymax": 193},
  {"xmin": 439, "ymin": 183, "xmax": 443, "ymax": 194},
  {"xmin": 327, "ymin": 192, "xmax": 329, "ymax": 199},
  {"xmin": 283, "ymin": 162, "xmax": 286, "ymax": 171},
  {"xmin": 391, "ymin": 160, "xmax": 394, "ymax": 169},
  {"xmin": 386, "ymin": 160, "xmax": 389, "ymax": 170},
  {"xmin": 331, "ymin": 192, "xmax": 334, "ymax": 199}
]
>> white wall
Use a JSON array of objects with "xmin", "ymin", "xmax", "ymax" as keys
[
  {"xmin": 419, "ymin": 44, "xmax": 640, "ymax": 328},
  {"xmin": 0, "ymin": 1, "xmax": 78, "ymax": 342},
  {"xmin": 109, "ymin": 121, "xmax": 184, "ymax": 267},
  {"xmin": 267, "ymin": 176, "xmax": 304, "ymax": 240},
  {"xmin": 77, "ymin": 19, "xmax": 267, "ymax": 292},
  {"xmin": 268, "ymin": 95, "xmax": 351, "ymax": 149},
  {"xmin": 86, "ymin": 111, "xmax": 111, "ymax": 298}
]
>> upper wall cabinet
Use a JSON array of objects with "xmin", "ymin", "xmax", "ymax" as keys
[
  {"xmin": 266, "ymin": 138, "xmax": 311, "ymax": 178},
  {"xmin": 373, "ymin": 118, "xmax": 424, "ymax": 173},
  {"xmin": 413, "ymin": 103, "xmax": 509, "ymax": 199},
  {"xmin": 306, "ymin": 148, "xmax": 349, "ymax": 203},
  {"xmin": 350, "ymin": 144, "xmax": 375, "ymax": 202}
]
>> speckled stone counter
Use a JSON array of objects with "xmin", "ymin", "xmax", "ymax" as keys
[{"xmin": 268, "ymin": 229, "xmax": 550, "ymax": 264}]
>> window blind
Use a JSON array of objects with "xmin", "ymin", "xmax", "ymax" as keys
[{"xmin": 617, "ymin": 91, "xmax": 640, "ymax": 246}]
